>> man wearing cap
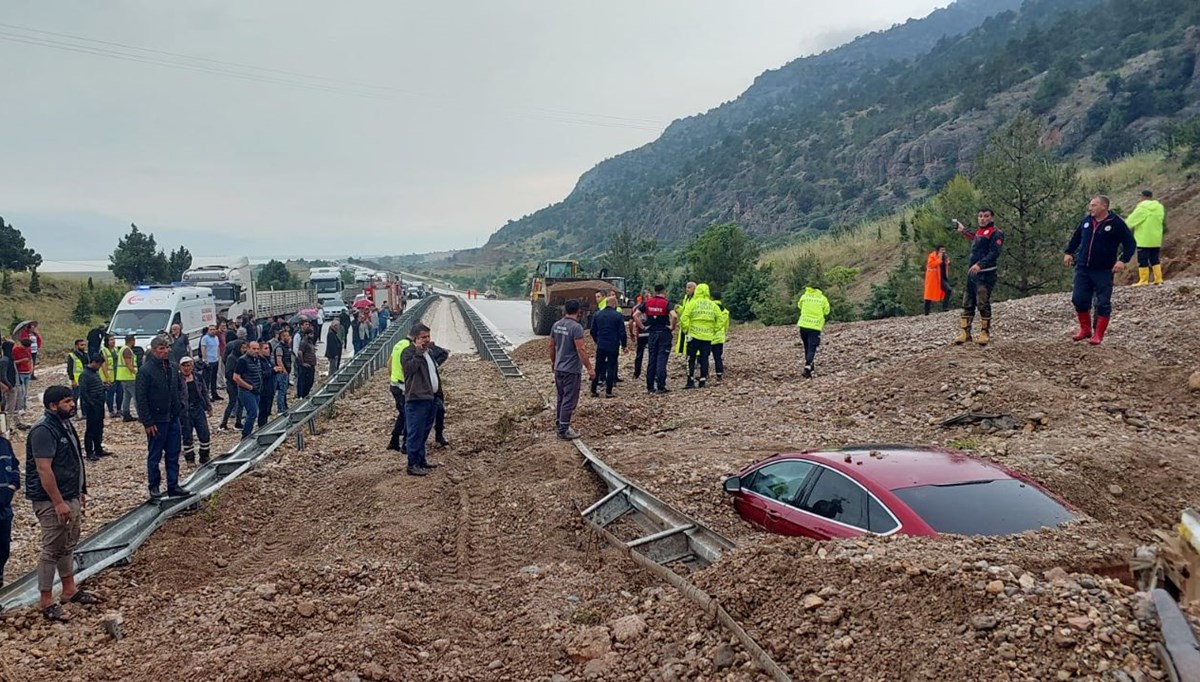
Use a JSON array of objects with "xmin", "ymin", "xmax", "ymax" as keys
[
  {"xmin": 1126, "ymin": 189, "xmax": 1166, "ymax": 287},
  {"xmin": 77, "ymin": 353, "xmax": 109, "ymax": 462},
  {"xmin": 25, "ymin": 386, "xmax": 105, "ymax": 620},
  {"xmin": 135, "ymin": 336, "xmax": 186, "ymax": 500}
]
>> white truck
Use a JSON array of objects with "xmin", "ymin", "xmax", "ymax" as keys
[
  {"xmin": 107, "ymin": 285, "xmax": 217, "ymax": 354},
  {"xmin": 182, "ymin": 256, "xmax": 254, "ymax": 320},
  {"xmin": 309, "ymin": 267, "xmax": 348, "ymax": 321}
]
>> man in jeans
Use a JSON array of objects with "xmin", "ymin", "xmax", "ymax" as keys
[
  {"xmin": 219, "ymin": 329, "xmax": 247, "ymax": 432},
  {"xmin": 400, "ymin": 324, "xmax": 440, "ymax": 476},
  {"xmin": 271, "ymin": 328, "xmax": 292, "ymax": 415},
  {"xmin": 200, "ymin": 325, "xmax": 223, "ymax": 401},
  {"xmin": 549, "ymin": 300, "xmax": 595, "ymax": 440},
  {"xmin": 25, "ymin": 386, "xmax": 105, "ymax": 620},
  {"xmin": 233, "ymin": 341, "xmax": 264, "ymax": 439},
  {"xmin": 118, "ymin": 334, "xmax": 140, "ymax": 421},
  {"xmin": 135, "ymin": 337, "xmax": 186, "ymax": 500}
]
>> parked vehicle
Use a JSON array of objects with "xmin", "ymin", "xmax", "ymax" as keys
[
  {"xmin": 722, "ymin": 446, "xmax": 1076, "ymax": 538},
  {"xmin": 107, "ymin": 285, "xmax": 217, "ymax": 355},
  {"xmin": 182, "ymin": 256, "xmax": 254, "ymax": 320},
  {"xmin": 308, "ymin": 267, "xmax": 345, "ymax": 308},
  {"xmin": 322, "ymin": 300, "xmax": 348, "ymax": 321}
]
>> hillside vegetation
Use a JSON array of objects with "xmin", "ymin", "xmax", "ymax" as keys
[{"xmin": 481, "ymin": 0, "xmax": 1200, "ymax": 261}]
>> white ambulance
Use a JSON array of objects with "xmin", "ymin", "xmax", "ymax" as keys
[{"xmin": 107, "ymin": 286, "xmax": 217, "ymax": 354}]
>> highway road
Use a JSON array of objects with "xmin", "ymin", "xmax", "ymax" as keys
[{"xmin": 462, "ymin": 298, "xmax": 539, "ymax": 348}]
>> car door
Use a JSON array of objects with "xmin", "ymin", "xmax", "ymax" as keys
[
  {"xmin": 777, "ymin": 466, "xmax": 871, "ymax": 539},
  {"xmin": 736, "ymin": 460, "xmax": 816, "ymax": 532}
]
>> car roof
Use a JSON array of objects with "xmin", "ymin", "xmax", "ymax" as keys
[{"xmin": 760, "ymin": 446, "xmax": 1018, "ymax": 491}]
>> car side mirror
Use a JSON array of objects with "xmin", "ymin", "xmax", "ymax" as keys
[{"xmin": 723, "ymin": 476, "xmax": 741, "ymax": 493}]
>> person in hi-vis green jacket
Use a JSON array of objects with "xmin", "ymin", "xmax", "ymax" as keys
[
  {"xmin": 680, "ymin": 283, "xmax": 719, "ymax": 388},
  {"xmin": 1126, "ymin": 189, "xmax": 1165, "ymax": 287},
  {"xmin": 796, "ymin": 286, "xmax": 830, "ymax": 379},
  {"xmin": 711, "ymin": 291, "xmax": 729, "ymax": 380},
  {"xmin": 674, "ymin": 281, "xmax": 696, "ymax": 355}
]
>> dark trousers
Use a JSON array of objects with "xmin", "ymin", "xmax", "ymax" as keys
[
  {"xmin": 924, "ymin": 296, "xmax": 951, "ymax": 315},
  {"xmin": 591, "ymin": 349, "xmax": 619, "ymax": 395},
  {"xmin": 1072, "ymin": 267, "xmax": 1115, "ymax": 317},
  {"xmin": 238, "ymin": 389, "xmax": 259, "ymax": 438},
  {"xmin": 403, "ymin": 399, "xmax": 436, "ymax": 469},
  {"xmin": 204, "ymin": 363, "xmax": 221, "ymax": 399},
  {"xmin": 296, "ymin": 366, "xmax": 315, "ymax": 398},
  {"xmin": 435, "ymin": 397, "xmax": 446, "ymax": 442},
  {"xmin": 712, "ymin": 343, "xmax": 725, "ymax": 376},
  {"xmin": 146, "ymin": 418, "xmax": 182, "ymax": 491},
  {"xmin": 633, "ymin": 336, "xmax": 648, "ymax": 378},
  {"xmin": 962, "ymin": 271, "xmax": 996, "ymax": 319},
  {"xmin": 646, "ymin": 330, "xmax": 671, "ymax": 391},
  {"xmin": 687, "ymin": 339, "xmax": 712, "ymax": 381},
  {"xmin": 257, "ymin": 376, "xmax": 275, "ymax": 427},
  {"xmin": 1136, "ymin": 247, "xmax": 1161, "ymax": 267},
  {"xmin": 799, "ymin": 328, "xmax": 821, "ymax": 368},
  {"xmin": 83, "ymin": 404, "xmax": 105, "ymax": 457},
  {"xmin": 221, "ymin": 381, "xmax": 244, "ymax": 427},
  {"xmin": 181, "ymin": 406, "xmax": 211, "ymax": 462},
  {"xmin": 0, "ymin": 510, "xmax": 10, "ymax": 586},
  {"xmin": 554, "ymin": 370, "xmax": 581, "ymax": 433},
  {"xmin": 327, "ymin": 355, "xmax": 341, "ymax": 375},
  {"xmin": 389, "ymin": 384, "xmax": 406, "ymax": 448},
  {"xmin": 105, "ymin": 382, "xmax": 122, "ymax": 415}
]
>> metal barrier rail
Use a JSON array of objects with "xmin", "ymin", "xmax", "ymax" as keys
[
  {"xmin": 453, "ymin": 296, "xmax": 522, "ymax": 378},
  {"xmin": 0, "ymin": 295, "xmax": 437, "ymax": 612}
]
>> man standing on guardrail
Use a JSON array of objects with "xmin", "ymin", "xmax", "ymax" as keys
[
  {"xmin": 25, "ymin": 385, "xmax": 105, "ymax": 620},
  {"xmin": 400, "ymin": 323, "xmax": 440, "ymax": 476},
  {"xmin": 137, "ymin": 336, "xmax": 187, "ymax": 501},
  {"xmin": 550, "ymin": 300, "xmax": 595, "ymax": 441}
]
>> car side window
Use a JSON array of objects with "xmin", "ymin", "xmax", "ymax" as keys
[
  {"xmin": 867, "ymin": 495, "xmax": 899, "ymax": 534},
  {"xmin": 745, "ymin": 461, "xmax": 815, "ymax": 503},
  {"xmin": 797, "ymin": 467, "xmax": 868, "ymax": 529}
]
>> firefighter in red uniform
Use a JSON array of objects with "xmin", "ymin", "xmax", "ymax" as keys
[{"xmin": 953, "ymin": 209, "xmax": 1004, "ymax": 346}]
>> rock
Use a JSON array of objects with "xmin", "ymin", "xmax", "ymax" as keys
[
  {"xmin": 610, "ymin": 614, "xmax": 646, "ymax": 643},
  {"xmin": 817, "ymin": 606, "xmax": 845, "ymax": 625},
  {"xmin": 583, "ymin": 653, "xmax": 616, "ymax": 677},
  {"xmin": 296, "ymin": 602, "xmax": 317, "ymax": 618},
  {"xmin": 324, "ymin": 610, "xmax": 340, "ymax": 624},
  {"xmin": 1188, "ymin": 371, "xmax": 1200, "ymax": 392},
  {"xmin": 254, "ymin": 583, "xmax": 277, "ymax": 601},
  {"xmin": 331, "ymin": 673, "xmax": 361, "ymax": 682},
  {"xmin": 712, "ymin": 643, "xmax": 735, "ymax": 669},
  {"xmin": 1044, "ymin": 567, "xmax": 1070, "ymax": 583},
  {"xmin": 1067, "ymin": 616, "xmax": 1093, "ymax": 631},
  {"xmin": 1108, "ymin": 484, "xmax": 1123, "ymax": 496},
  {"xmin": 985, "ymin": 580, "xmax": 1005, "ymax": 595},
  {"xmin": 1018, "ymin": 573, "xmax": 1036, "ymax": 589},
  {"xmin": 566, "ymin": 626, "xmax": 611, "ymax": 663},
  {"xmin": 970, "ymin": 615, "xmax": 998, "ymax": 631},
  {"xmin": 802, "ymin": 594, "xmax": 826, "ymax": 610}
]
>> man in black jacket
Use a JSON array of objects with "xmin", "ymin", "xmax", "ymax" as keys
[
  {"xmin": 178, "ymin": 357, "xmax": 213, "ymax": 465},
  {"xmin": 401, "ymin": 324, "xmax": 440, "ymax": 476},
  {"xmin": 1064, "ymin": 194, "xmax": 1137, "ymax": 346},
  {"xmin": 66, "ymin": 339, "xmax": 88, "ymax": 412},
  {"xmin": 26, "ymin": 385, "xmax": 104, "ymax": 620},
  {"xmin": 78, "ymin": 354, "xmax": 108, "ymax": 462},
  {"xmin": 1, "ymin": 417, "xmax": 20, "ymax": 587},
  {"xmin": 953, "ymin": 209, "xmax": 1004, "ymax": 346},
  {"xmin": 325, "ymin": 319, "xmax": 344, "ymax": 375},
  {"xmin": 136, "ymin": 336, "xmax": 186, "ymax": 500}
]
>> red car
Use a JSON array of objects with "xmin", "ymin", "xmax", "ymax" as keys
[{"xmin": 722, "ymin": 446, "xmax": 1076, "ymax": 538}]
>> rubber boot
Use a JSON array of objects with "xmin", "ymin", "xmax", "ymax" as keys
[
  {"xmin": 684, "ymin": 377, "xmax": 696, "ymax": 390},
  {"xmin": 198, "ymin": 444, "xmax": 210, "ymax": 465},
  {"xmin": 1089, "ymin": 315, "xmax": 1110, "ymax": 346},
  {"xmin": 976, "ymin": 317, "xmax": 991, "ymax": 346},
  {"xmin": 955, "ymin": 314, "xmax": 972, "ymax": 345},
  {"xmin": 1071, "ymin": 312, "xmax": 1093, "ymax": 342},
  {"xmin": 1132, "ymin": 267, "xmax": 1149, "ymax": 287},
  {"xmin": 183, "ymin": 443, "xmax": 196, "ymax": 465},
  {"xmin": 1152, "ymin": 264, "xmax": 1164, "ymax": 286}
]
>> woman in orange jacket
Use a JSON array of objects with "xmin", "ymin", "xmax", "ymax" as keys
[{"xmin": 923, "ymin": 246, "xmax": 951, "ymax": 315}]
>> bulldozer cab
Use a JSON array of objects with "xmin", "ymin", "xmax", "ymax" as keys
[{"xmin": 542, "ymin": 260, "xmax": 578, "ymax": 279}]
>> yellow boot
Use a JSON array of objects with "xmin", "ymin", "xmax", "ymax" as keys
[
  {"xmin": 976, "ymin": 317, "xmax": 991, "ymax": 346},
  {"xmin": 1152, "ymin": 264, "xmax": 1164, "ymax": 285},
  {"xmin": 955, "ymin": 314, "xmax": 972, "ymax": 345},
  {"xmin": 1132, "ymin": 267, "xmax": 1150, "ymax": 287}
]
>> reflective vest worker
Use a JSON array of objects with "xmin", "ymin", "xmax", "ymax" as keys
[
  {"xmin": 680, "ymin": 283, "xmax": 719, "ymax": 388},
  {"xmin": 386, "ymin": 337, "xmax": 412, "ymax": 452},
  {"xmin": 796, "ymin": 286, "xmax": 830, "ymax": 379},
  {"xmin": 674, "ymin": 282, "xmax": 696, "ymax": 354},
  {"xmin": 923, "ymin": 248, "xmax": 950, "ymax": 315},
  {"xmin": 711, "ymin": 293, "xmax": 730, "ymax": 381},
  {"xmin": 1126, "ymin": 190, "xmax": 1165, "ymax": 286}
]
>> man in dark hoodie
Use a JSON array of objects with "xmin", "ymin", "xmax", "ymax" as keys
[
  {"xmin": 135, "ymin": 336, "xmax": 186, "ymax": 500},
  {"xmin": 77, "ymin": 353, "xmax": 109, "ymax": 462}
]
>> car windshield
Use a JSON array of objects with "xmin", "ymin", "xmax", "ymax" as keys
[
  {"xmin": 892, "ymin": 480, "xmax": 1074, "ymax": 536},
  {"xmin": 314, "ymin": 280, "xmax": 340, "ymax": 293},
  {"xmin": 109, "ymin": 309, "xmax": 171, "ymax": 337}
]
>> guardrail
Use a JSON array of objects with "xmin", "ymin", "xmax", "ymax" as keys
[
  {"xmin": 454, "ymin": 296, "xmax": 522, "ymax": 378},
  {"xmin": 0, "ymin": 295, "xmax": 437, "ymax": 612}
]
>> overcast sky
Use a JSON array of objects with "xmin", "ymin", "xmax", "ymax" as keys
[{"xmin": 2, "ymin": 0, "xmax": 946, "ymax": 263}]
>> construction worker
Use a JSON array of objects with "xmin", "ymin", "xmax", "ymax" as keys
[
  {"xmin": 674, "ymin": 281, "xmax": 696, "ymax": 356},
  {"xmin": 923, "ymin": 246, "xmax": 951, "ymax": 315},
  {"xmin": 797, "ymin": 285, "xmax": 831, "ymax": 378},
  {"xmin": 1064, "ymin": 194, "xmax": 1136, "ymax": 346},
  {"xmin": 953, "ymin": 209, "xmax": 1004, "ymax": 346},
  {"xmin": 66, "ymin": 339, "xmax": 88, "ymax": 411},
  {"xmin": 386, "ymin": 329, "xmax": 413, "ymax": 453},
  {"xmin": 100, "ymin": 335, "xmax": 121, "ymax": 417},
  {"xmin": 711, "ymin": 290, "xmax": 729, "ymax": 381},
  {"xmin": 680, "ymin": 283, "xmax": 719, "ymax": 389},
  {"xmin": 1126, "ymin": 189, "xmax": 1165, "ymax": 286}
]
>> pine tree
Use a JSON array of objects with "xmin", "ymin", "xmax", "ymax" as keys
[
  {"xmin": 71, "ymin": 287, "xmax": 93, "ymax": 324},
  {"xmin": 0, "ymin": 270, "xmax": 11, "ymax": 296},
  {"xmin": 28, "ymin": 268, "xmax": 41, "ymax": 294}
]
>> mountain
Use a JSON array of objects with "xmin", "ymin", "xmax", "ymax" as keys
[{"xmin": 483, "ymin": 0, "xmax": 1200, "ymax": 259}]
